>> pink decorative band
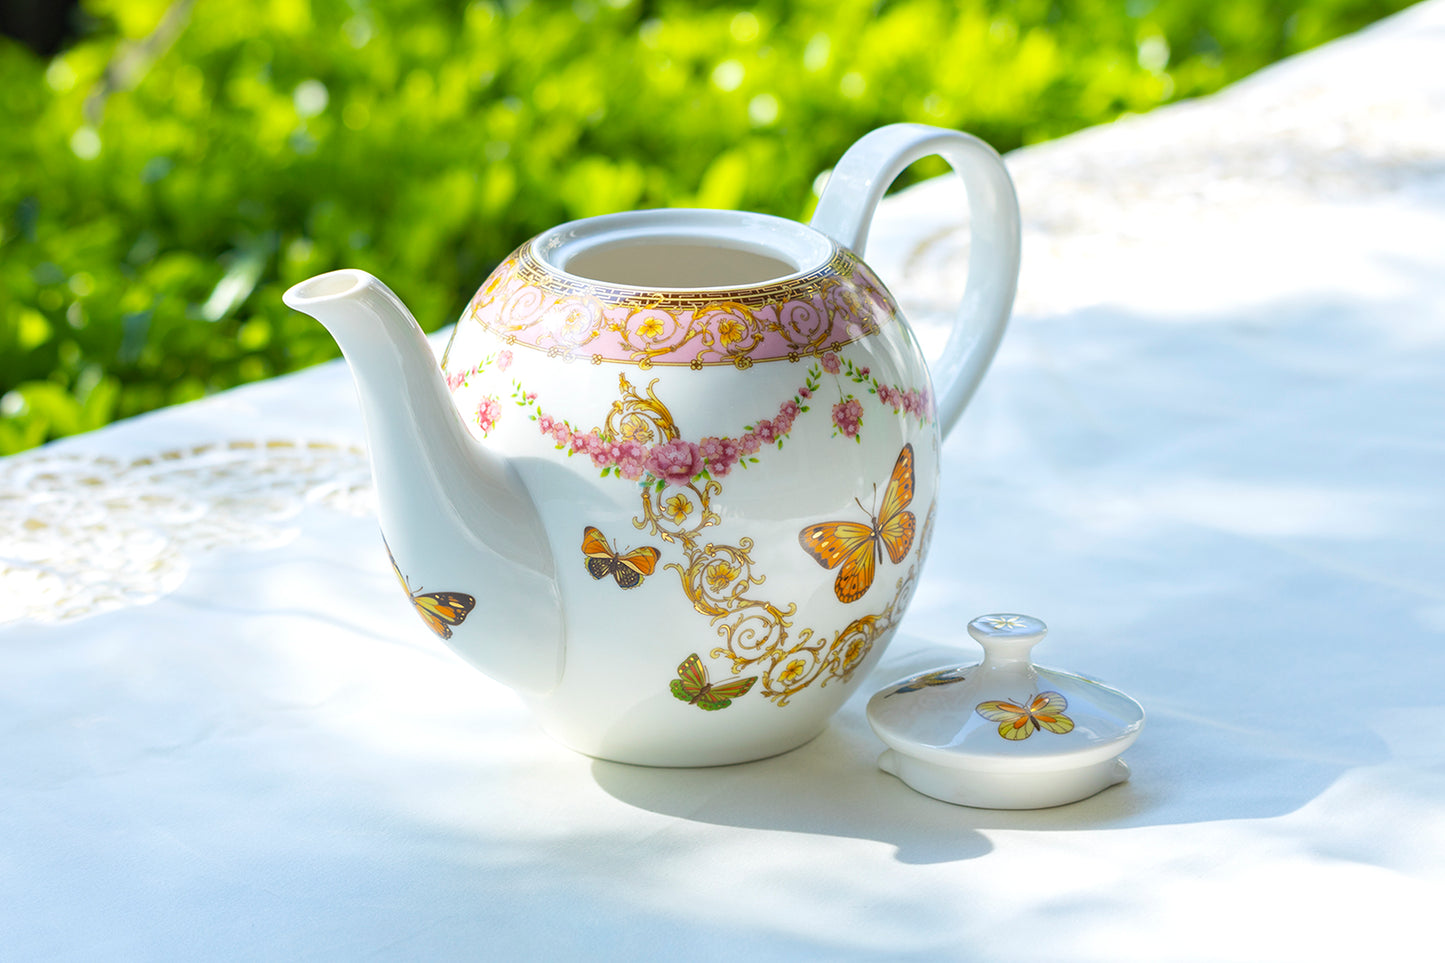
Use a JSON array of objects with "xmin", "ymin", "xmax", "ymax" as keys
[{"xmin": 464, "ymin": 245, "xmax": 900, "ymax": 369}]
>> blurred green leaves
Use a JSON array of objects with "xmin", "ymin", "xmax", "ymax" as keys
[{"xmin": 0, "ymin": 0, "xmax": 1418, "ymax": 454}]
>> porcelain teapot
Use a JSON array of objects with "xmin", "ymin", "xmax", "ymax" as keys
[{"xmin": 283, "ymin": 124, "xmax": 1020, "ymax": 766}]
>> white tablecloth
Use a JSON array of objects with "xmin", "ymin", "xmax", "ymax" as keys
[{"xmin": 3, "ymin": 5, "xmax": 1443, "ymax": 959}]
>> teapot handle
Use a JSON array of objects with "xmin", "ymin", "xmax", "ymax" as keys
[{"xmin": 810, "ymin": 124, "xmax": 1021, "ymax": 439}]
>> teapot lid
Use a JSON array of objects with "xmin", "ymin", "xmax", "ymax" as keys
[{"xmin": 865, "ymin": 614, "xmax": 1144, "ymax": 809}]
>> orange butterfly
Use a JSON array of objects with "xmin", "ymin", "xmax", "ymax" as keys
[
  {"xmin": 582, "ymin": 525, "xmax": 661, "ymax": 589},
  {"xmin": 388, "ymin": 546, "xmax": 476, "ymax": 640},
  {"xmin": 798, "ymin": 444, "xmax": 916, "ymax": 603},
  {"xmin": 975, "ymin": 692, "xmax": 1075, "ymax": 741}
]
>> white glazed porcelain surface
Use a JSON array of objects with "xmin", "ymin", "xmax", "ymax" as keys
[
  {"xmin": 284, "ymin": 124, "xmax": 1021, "ymax": 766},
  {"xmin": 867, "ymin": 614, "xmax": 1145, "ymax": 808},
  {"xmin": 441, "ymin": 210, "xmax": 942, "ymax": 765}
]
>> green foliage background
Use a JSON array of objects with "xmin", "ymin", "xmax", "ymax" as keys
[{"xmin": 0, "ymin": 0, "xmax": 1417, "ymax": 454}]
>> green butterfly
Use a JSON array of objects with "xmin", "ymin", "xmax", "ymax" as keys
[{"xmin": 670, "ymin": 653, "xmax": 757, "ymax": 711}]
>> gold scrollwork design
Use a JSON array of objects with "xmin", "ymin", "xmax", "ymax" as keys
[
  {"xmin": 466, "ymin": 247, "xmax": 896, "ymax": 369},
  {"xmin": 671, "ymin": 540, "xmax": 765, "ymax": 615},
  {"xmin": 755, "ymin": 559, "xmax": 924, "ymax": 706},
  {"xmin": 601, "ymin": 374, "xmax": 679, "ymax": 448},
  {"xmin": 634, "ymin": 476, "xmax": 721, "ymax": 548},
  {"xmin": 623, "ymin": 366, "xmax": 939, "ymax": 705},
  {"xmin": 614, "ymin": 301, "xmax": 770, "ymax": 367}
]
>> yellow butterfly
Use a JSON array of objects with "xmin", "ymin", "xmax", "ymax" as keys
[
  {"xmin": 388, "ymin": 545, "xmax": 476, "ymax": 640},
  {"xmin": 582, "ymin": 525, "xmax": 661, "ymax": 589},
  {"xmin": 798, "ymin": 444, "xmax": 916, "ymax": 603},
  {"xmin": 975, "ymin": 692, "xmax": 1075, "ymax": 741}
]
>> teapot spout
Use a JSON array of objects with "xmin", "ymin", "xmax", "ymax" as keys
[{"xmin": 284, "ymin": 270, "xmax": 564, "ymax": 694}]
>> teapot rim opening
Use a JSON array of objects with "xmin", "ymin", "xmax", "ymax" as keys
[{"xmin": 531, "ymin": 208, "xmax": 837, "ymax": 293}]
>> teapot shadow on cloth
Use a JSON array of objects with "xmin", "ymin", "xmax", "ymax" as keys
[
  {"xmin": 283, "ymin": 124, "xmax": 1022, "ymax": 768},
  {"xmin": 585, "ymin": 629, "xmax": 1375, "ymax": 849},
  {"xmin": 585, "ymin": 635, "xmax": 1168, "ymax": 864}
]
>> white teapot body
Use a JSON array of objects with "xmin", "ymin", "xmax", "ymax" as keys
[{"xmin": 284, "ymin": 125, "xmax": 1020, "ymax": 766}]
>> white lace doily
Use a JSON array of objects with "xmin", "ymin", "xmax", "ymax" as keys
[{"xmin": 0, "ymin": 439, "xmax": 373, "ymax": 624}]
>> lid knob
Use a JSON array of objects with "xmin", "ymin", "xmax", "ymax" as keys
[{"xmin": 966, "ymin": 613, "xmax": 1046, "ymax": 664}]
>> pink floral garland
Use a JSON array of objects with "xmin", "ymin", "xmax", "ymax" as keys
[
  {"xmin": 820, "ymin": 350, "xmax": 932, "ymax": 439},
  {"xmin": 446, "ymin": 349, "xmax": 932, "ymax": 489},
  {"xmin": 534, "ymin": 394, "xmax": 798, "ymax": 485}
]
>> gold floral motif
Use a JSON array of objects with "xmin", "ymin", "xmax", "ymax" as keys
[
  {"xmin": 634, "ymin": 479, "xmax": 722, "ymax": 552},
  {"xmin": 661, "ymin": 494, "xmax": 693, "ymax": 525},
  {"xmin": 703, "ymin": 557, "xmax": 740, "ymax": 593}
]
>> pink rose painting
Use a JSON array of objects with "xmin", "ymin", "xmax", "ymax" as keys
[
  {"xmin": 832, "ymin": 398, "xmax": 863, "ymax": 438},
  {"xmin": 475, "ymin": 396, "xmax": 501, "ymax": 435},
  {"xmin": 645, "ymin": 438, "xmax": 705, "ymax": 487},
  {"xmin": 569, "ymin": 430, "xmax": 602, "ymax": 458},
  {"xmin": 700, "ymin": 436, "xmax": 741, "ymax": 477},
  {"xmin": 613, "ymin": 440, "xmax": 648, "ymax": 480}
]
